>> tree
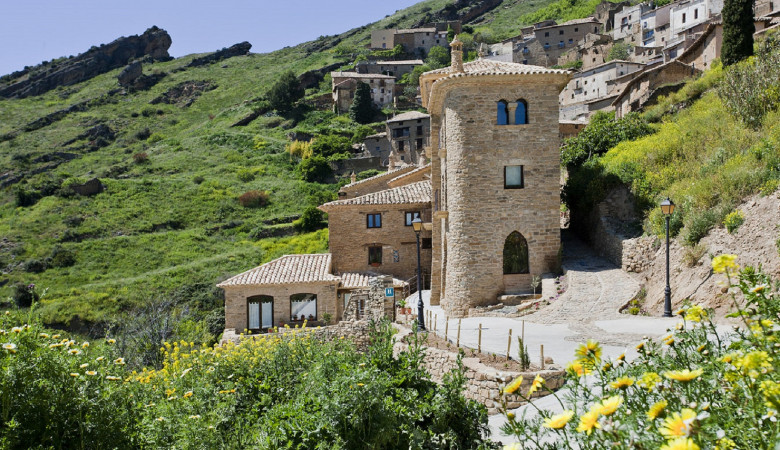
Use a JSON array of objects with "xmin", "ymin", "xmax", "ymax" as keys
[
  {"xmin": 349, "ymin": 82, "xmax": 376, "ymax": 124},
  {"xmin": 426, "ymin": 45, "xmax": 450, "ymax": 69},
  {"xmin": 607, "ymin": 41, "xmax": 631, "ymax": 61},
  {"xmin": 560, "ymin": 111, "xmax": 653, "ymax": 167},
  {"xmin": 721, "ymin": 0, "xmax": 755, "ymax": 66},
  {"xmin": 267, "ymin": 70, "xmax": 304, "ymax": 114},
  {"xmin": 297, "ymin": 155, "xmax": 332, "ymax": 182},
  {"xmin": 293, "ymin": 206, "xmax": 325, "ymax": 232}
]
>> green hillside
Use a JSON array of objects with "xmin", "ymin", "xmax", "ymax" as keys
[{"xmin": 0, "ymin": 0, "xmax": 580, "ymax": 334}]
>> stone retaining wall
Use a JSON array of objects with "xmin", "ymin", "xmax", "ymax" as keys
[{"xmin": 393, "ymin": 325, "xmax": 565, "ymax": 414}]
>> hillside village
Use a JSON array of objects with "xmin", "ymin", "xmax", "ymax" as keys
[{"xmin": 218, "ymin": 0, "xmax": 780, "ymax": 339}]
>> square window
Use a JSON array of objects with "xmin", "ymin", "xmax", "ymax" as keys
[
  {"xmin": 559, "ymin": 30, "xmax": 564, "ymax": 35},
  {"xmin": 575, "ymin": 27, "xmax": 579, "ymax": 32},
  {"xmin": 504, "ymin": 166, "xmax": 524, "ymax": 189},
  {"xmin": 405, "ymin": 211, "xmax": 421, "ymax": 226},
  {"xmin": 368, "ymin": 246, "xmax": 382, "ymax": 265},
  {"xmin": 421, "ymin": 238, "xmax": 432, "ymax": 249},
  {"xmin": 367, "ymin": 213, "xmax": 381, "ymax": 228},
  {"xmin": 545, "ymin": 32, "xmax": 550, "ymax": 37}
]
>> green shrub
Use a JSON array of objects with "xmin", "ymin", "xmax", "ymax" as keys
[
  {"xmin": 682, "ymin": 243, "xmax": 707, "ymax": 267},
  {"xmin": 22, "ymin": 259, "xmax": 48, "ymax": 273},
  {"xmin": 682, "ymin": 208, "xmax": 717, "ymax": 245},
  {"xmin": 293, "ymin": 206, "xmax": 325, "ymax": 232},
  {"xmin": 296, "ymin": 155, "xmax": 332, "ymax": 183},
  {"xmin": 236, "ymin": 167, "xmax": 255, "ymax": 182},
  {"xmin": 132, "ymin": 152, "xmax": 148, "ymax": 164},
  {"xmin": 311, "ymin": 133, "xmax": 351, "ymax": 157},
  {"xmin": 192, "ymin": 175, "xmax": 205, "ymax": 184},
  {"xmin": 49, "ymin": 245, "xmax": 76, "ymax": 268},
  {"xmin": 717, "ymin": 42, "xmax": 780, "ymax": 128},
  {"xmin": 147, "ymin": 132, "xmax": 164, "ymax": 144},
  {"xmin": 561, "ymin": 112, "xmax": 653, "ymax": 168},
  {"xmin": 12, "ymin": 282, "xmax": 39, "ymax": 307},
  {"xmin": 760, "ymin": 178, "xmax": 780, "ymax": 196},
  {"xmin": 723, "ymin": 210, "xmax": 745, "ymax": 233}
]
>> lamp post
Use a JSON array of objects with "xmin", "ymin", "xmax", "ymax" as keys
[
  {"xmin": 412, "ymin": 217, "xmax": 426, "ymax": 331},
  {"xmin": 660, "ymin": 198, "xmax": 676, "ymax": 317}
]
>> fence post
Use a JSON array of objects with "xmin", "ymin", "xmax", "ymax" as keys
[
  {"xmin": 540, "ymin": 344, "xmax": 545, "ymax": 370},
  {"xmin": 445, "ymin": 317, "xmax": 449, "ymax": 341},
  {"xmin": 434, "ymin": 313, "xmax": 437, "ymax": 332},
  {"xmin": 457, "ymin": 319, "xmax": 461, "ymax": 348},
  {"xmin": 522, "ymin": 320, "xmax": 525, "ymax": 342},
  {"xmin": 506, "ymin": 329, "xmax": 513, "ymax": 361},
  {"xmin": 478, "ymin": 323, "xmax": 482, "ymax": 354}
]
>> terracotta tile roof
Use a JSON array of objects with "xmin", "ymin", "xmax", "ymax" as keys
[
  {"xmin": 339, "ymin": 273, "xmax": 408, "ymax": 289},
  {"xmin": 388, "ymin": 163, "xmax": 431, "ymax": 186},
  {"xmin": 387, "ymin": 111, "xmax": 430, "ymax": 123},
  {"xmin": 322, "ymin": 180, "xmax": 431, "ymax": 209},
  {"xmin": 340, "ymin": 164, "xmax": 415, "ymax": 189},
  {"xmin": 396, "ymin": 27, "xmax": 438, "ymax": 34},
  {"xmin": 423, "ymin": 58, "xmax": 570, "ymax": 76},
  {"xmin": 217, "ymin": 254, "xmax": 337, "ymax": 287},
  {"xmin": 331, "ymin": 71, "xmax": 395, "ymax": 79}
]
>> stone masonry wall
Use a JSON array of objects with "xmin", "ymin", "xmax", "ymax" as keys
[
  {"xmin": 438, "ymin": 79, "xmax": 564, "ymax": 317},
  {"xmin": 327, "ymin": 203, "xmax": 432, "ymax": 282},
  {"xmin": 393, "ymin": 326, "xmax": 565, "ymax": 414}
]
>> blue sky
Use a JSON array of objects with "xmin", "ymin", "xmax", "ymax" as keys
[{"xmin": 0, "ymin": 0, "xmax": 421, "ymax": 76}]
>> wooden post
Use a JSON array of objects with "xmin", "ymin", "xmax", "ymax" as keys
[
  {"xmin": 434, "ymin": 313, "xmax": 437, "ymax": 332},
  {"xmin": 478, "ymin": 323, "xmax": 482, "ymax": 354},
  {"xmin": 444, "ymin": 317, "xmax": 449, "ymax": 341},
  {"xmin": 522, "ymin": 320, "xmax": 525, "ymax": 342},
  {"xmin": 506, "ymin": 329, "xmax": 513, "ymax": 361},
  {"xmin": 540, "ymin": 344, "xmax": 545, "ymax": 370},
  {"xmin": 457, "ymin": 319, "xmax": 461, "ymax": 347}
]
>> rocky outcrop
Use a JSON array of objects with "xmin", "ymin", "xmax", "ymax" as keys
[
  {"xmin": 413, "ymin": 0, "xmax": 502, "ymax": 26},
  {"xmin": 117, "ymin": 61, "xmax": 166, "ymax": 91},
  {"xmin": 150, "ymin": 80, "xmax": 216, "ymax": 107},
  {"xmin": 185, "ymin": 42, "xmax": 252, "ymax": 68},
  {"xmin": 70, "ymin": 178, "xmax": 105, "ymax": 196},
  {"xmin": 0, "ymin": 27, "xmax": 171, "ymax": 99}
]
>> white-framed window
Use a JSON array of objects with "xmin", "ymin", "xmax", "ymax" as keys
[
  {"xmin": 504, "ymin": 165, "xmax": 524, "ymax": 189},
  {"xmin": 405, "ymin": 211, "xmax": 421, "ymax": 226}
]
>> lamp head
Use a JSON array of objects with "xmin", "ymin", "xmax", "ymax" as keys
[
  {"xmin": 660, "ymin": 197, "xmax": 675, "ymax": 215},
  {"xmin": 412, "ymin": 217, "xmax": 423, "ymax": 233}
]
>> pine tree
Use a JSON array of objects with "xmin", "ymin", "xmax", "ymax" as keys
[
  {"xmin": 721, "ymin": 0, "xmax": 755, "ymax": 66},
  {"xmin": 348, "ymin": 82, "xmax": 376, "ymax": 124},
  {"xmin": 267, "ymin": 70, "xmax": 304, "ymax": 114}
]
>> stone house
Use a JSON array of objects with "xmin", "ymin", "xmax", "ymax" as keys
[
  {"xmin": 418, "ymin": 37, "xmax": 571, "ymax": 317},
  {"xmin": 560, "ymin": 60, "xmax": 644, "ymax": 106},
  {"xmin": 320, "ymin": 180, "xmax": 433, "ymax": 284},
  {"xmin": 593, "ymin": 0, "xmax": 631, "ymax": 32},
  {"xmin": 756, "ymin": 0, "xmax": 777, "ymax": 16},
  {"xmin": 677, "ymin": 21, "xmax": 722, "ymax": 71},
  {"xmin": 613, "ymin": 3, "xmax": 655, "ymax": 41},
  {"xmin": 669, "ymin": 0, "xmax": 722, "ymax": 39},
  {"xmin": 331, "ymin": 72, "xmax": 395, "ymax": 113},
  {"xmin": 386, "ymin": 111, "xmax": 430, "ymax": 164},
  {"xmin": 612, "ymin": 60, "xmax": 699, "ymax": 118},
  {"xmin": 356, "ymin": 59, "xmax": 424, "ymax": 78},
  {"xmin": 641, "ymin": 3, "xmax": 674, "ymax": 47},
  {"xmin": 371, "ymin": 28, "xmax": 449, "ymax": 56},
  {"xmin": 558, "ymin": 33, "xmax": 614, "ymax": 70},
  {"xmin": 519, "ymin": 18, "xmax": 603, "ymax": 66},
  {"xmin": 363, "ymin": 132, "xmax": 392, "ymax": 164},
  {"xmin": 219, "ymin": 253, "xmax": 407, "ymax": 333}
]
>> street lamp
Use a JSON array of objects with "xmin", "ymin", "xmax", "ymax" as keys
[
  {"xmin": 661, "ymin": 197, "xmax": 676, "ymax": 317},
  {"xmin": 412, "ymin": 217, "xmax": 426, "ymax": 331}
]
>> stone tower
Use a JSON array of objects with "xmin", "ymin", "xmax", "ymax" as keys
[{"xmin": 419, "ymin": 41, "xmax": 571, "ymax": 317}]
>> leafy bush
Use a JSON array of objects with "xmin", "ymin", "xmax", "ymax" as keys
[
  {"xmin": 286, "ymin": 140, "xmax": 313, "ymax": 159},
  {"xmin": 682, "ymin": 208, "xmax": 718, "ymax": 245},
  {"xmin": 12, "ymin": 283, "xmax": 39, "ymax": 307},
  {"xmin": 760, "ymin": 178, "xmax": 779, "ymax": 196},
  {"xmin": 267, "ymin": 70, "xmax": 304, "ymax": 114},
  {"xmin": 192, "ymin": 175, "xmax": 205, "ymax": 184},
  {"xmin": 682, "ymin": 243, "xmax": 707, "ymax": 267},
  {"xmin": 49, "ymin": 245, "xmax": 76, "ymax": 268},
  {"xmin": 293, "ymin": 206, "xmax": 325, "ymax": 232},
  {"xmin": 426, "ymin": 45, "xmax": 450, "ymax": 69},
  {"xmin": 296, "ymin": 155, "xmax": 332, "ymax": 183},
  {"xmin": 607, "ymin": 42, "xmax": 631, "ymax": 62},
  {"xmin": 236, "ymin": 167, "xmax": 256, "ymax": 182},
  {"xmin": 357, "ymin": 169, "xmax": 384, "ymax": 181},
  {"xmin": 500, "ymin": 259, "xmax": 779, "ymax": 449},
  {"xmin": 237, "ymin": 190, "xmax": 269, "ymax": 208},
  {"xmin": 311, "ymin": 133, "xmax": 352, "ymax": 158},
  {"xmin": 147, "ymin": 132, "xmax": 164, "ymax": 144},
  {"xmin": 22, "ymin": 259, "xmax": 48, "ymax": 273},
  {"xmin": 561, "ymin": 112, "xmax": 653, "ymax": 168},
  {"xmin": 0, "ymin": 318, "xmax": 493, "ymax": 448},
  {"xmin": 132, "ymin": 152, "xmax": 149, "ymax": 164},
  {"xmin": 717, "ymin": 41, "xmax": 780, "ymax": 128},
  {"xmin": 723, "ymin": 210, "xmax": 745, "ymax": 233},
  {"xmin": 14, "ymin": 186, "xmax": 40, "ymax": 207}
]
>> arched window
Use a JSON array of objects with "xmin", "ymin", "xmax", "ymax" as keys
[
  {"xmin": 515, "ymin": 100, "xmax": 528, "ymax": 125},
  {"xmin": 247, "ymin": 295, "xmax": 274, "ymax": 330},
  {"xmin": 503, "ymin": 231, "xmax": 529, "ymax": 274},
  {"xmin": 497, "ymin": 100, "xmax": 509, "ymax": 125}
]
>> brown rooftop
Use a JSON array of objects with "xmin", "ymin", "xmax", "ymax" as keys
[
  {"xmin": 339, "ymin": 273, "xmax": 408, "ymax": 289},
  {"xmin": 321, "ymin": 180, "xmax": 431, "ymax": 209},
  {"xmin": 331, "ymin": 71, "xmax": 396, "ymax": 79},
  {"xmin": 387, "ymin": 111, "xmax": 430, "ymax": 123},
  {"xmin": 217, "ymin": 254, "xmax": 337, "ymax": 287},
  {"xmin": 340, "ymin": 165, "xmax": 416, "ymax": 190}
]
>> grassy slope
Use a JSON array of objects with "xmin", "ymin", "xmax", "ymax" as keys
[{"xmin": 0, "ymin": 0, "xmax": 555, "ymax": 325}]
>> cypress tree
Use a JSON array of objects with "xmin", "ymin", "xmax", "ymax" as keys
[
  {"xmin": 348, "ymin": 82, "xmax": 376, "ymax": 124},
  {"xmin": 721, "ymin": 0, "xmax": 755, "ymax": 66},
  {"xmin": 267, "ymin": 70, "xmax": 304, "ymax": 114}
]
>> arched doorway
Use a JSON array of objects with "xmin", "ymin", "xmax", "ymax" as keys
[{"xmin": 503, "ymin": 231, "xmax": 529, "ymax": 274}]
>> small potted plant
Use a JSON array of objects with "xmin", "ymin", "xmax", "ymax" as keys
[
  {"xmin": 308, "ymin": 313, "xmax": 315, "ymax": 321},
  {"xmin": 398, "ymin": 299, "xmax": 407, "ymax": 315},
  {"xmin": 292, "ymin": 314, "xmax": 298, "ymax": 321}
]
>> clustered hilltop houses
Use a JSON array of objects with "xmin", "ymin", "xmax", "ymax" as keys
[{"xmin": 219, "ymin": 1, "xmax": 780, "ymax": 338}]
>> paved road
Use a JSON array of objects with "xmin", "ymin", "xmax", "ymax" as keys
[{"xmin": 407, "ymin": 233, "xmax": 682, "ymax": 444}]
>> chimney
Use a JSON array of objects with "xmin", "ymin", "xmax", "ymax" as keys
[
  {"xmin": 388, "ymin": 150, "xmax": 397, "ymax": 170},
  {"xmin": 350, "ymin": 171, "xmax": 357, "ymax": 184},
  {"xmin": 450, "ymin": 35, "xmax": 464, "ymax": 73}
]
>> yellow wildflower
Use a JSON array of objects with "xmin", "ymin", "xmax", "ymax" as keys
[
  {"xmin": 96, "ymin": 356, "xmax": 104, "ymax": 362},
  {"xmin": 503, "ymin": 376, "xmax": 523, "ymax": 394},
  {"xmin": 68, "ymin": 349, "xmax": 81, "ymax": 355},
  {"xmin": 639, "ymin": 372, "xmax": 662, "ymax": 391},
  {"xmin": 664, "ymin": 368, "xmax": 704, "ymax": 382},
  {"xmin": 70, "ymin": 372, "xmax": 79, "ymax": 377},
  {"xmin": 86, "ymin": 371, "xmax": 97, "ymax": 376},
  {"xmin": 107, "ymin": 338, "xmax": 116, "ymax": 344},
  {"xmin": 647, "ymin": 400, "xmax": 668, "ymax": 420},
  {"xmin": 52, "ymin": 334, "xmax": 60, "ymax": 339},
  {"xmin": 114, "ymin": 357, "xmax": 125, "ymax": 365},
  {"xmin": 543, "ymin": 410, "xmax": 575, "ymax": 429},
  {"xmin": 106, "ymin": 376, "xmax": 122, "ymax": 381},
  {"xmin": 712, "ymin": 254, "xmax": 739, "ymax": 274},
  {"xmin": 566, "ymin": 360, "xmax": 591, "ymax": 377},
  {"xmin": 39, "ymin": 333, "xmax": 50, "ymax": 338},
  {"xmin": 183, "ymin": 391, "xmax": 194, "ymax": 398},
  {"xmin": 528, "ymin": 375, "xmax": 545, "ymax": 396},
  {"xmin": 576, "ymin": 410, "xmax": 601, "ymax": 435},
  {"xmin": 598, "ymin": 396, "xmax": 623, "ymax": 416},
  {"xmin": 575, "ymin": 340, "xmax": 602, "ymax": 361},
  {"xmin": 660, "ymin": 437, "xmax": 700, "ymax": 450},
  {"xmin": 660, "ymin": 408, "xmax": 697, "ymax": 439},
  {"xmin": 82, "ymin": 342, "xmax": 89, "ymax": 348},
  {"xmin": 636, "ymin": 341, "xmax": 645, "ymax": 351},
  {"xmin": 609, "ymin": 377, "xmax": 634, "ymax": 390},
  {"xmin": 684, "ymin": 305, "xmax": 707, "ymax": 323}
]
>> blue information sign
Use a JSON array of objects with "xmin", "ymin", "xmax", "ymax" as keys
[{"xmin": 385, "ymin": 287, "xmax": 395, "ymax": 297}]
